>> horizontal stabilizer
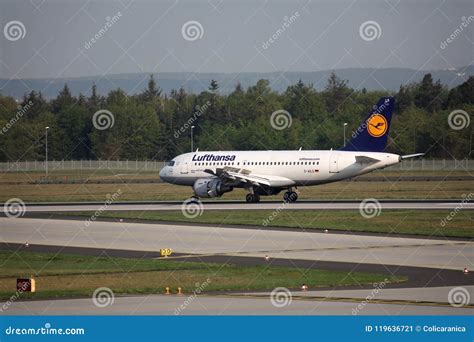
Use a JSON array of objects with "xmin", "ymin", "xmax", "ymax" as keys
[
  {"xmin": 355, "ymin": 155, "xmax": 381, "ymax": 164},
  {"xmin": 401, "ymin": 153, "xmax": 425, "ymax": 159}
]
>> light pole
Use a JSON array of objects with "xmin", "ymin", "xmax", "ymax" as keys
[
  {"xmin": 343, "ymin": 122, "xmax": 348, "ymax": 145},
  {"xmin": 191, "ymin": 125, "xmax": 195, "ymax": 152},
  {"xmin": 45, "ymin": 126, "xmax": 49, "ymax": 177},
  {"xmin": 470, "ymin": 124, "xmax": 473, "ymax": 158}
]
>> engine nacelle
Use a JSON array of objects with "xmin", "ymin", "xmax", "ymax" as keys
[{"xmin": 193, "ymin": 178, "xmax": 233, "ymax": 198}]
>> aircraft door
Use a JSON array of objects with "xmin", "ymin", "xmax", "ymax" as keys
[{"xmin": 180, "ymin": 160, "xmax": 189, "ymax": 174}]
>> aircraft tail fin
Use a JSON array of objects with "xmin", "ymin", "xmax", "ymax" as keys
[{"xmin": 340, "ymin": 96, "xmax": 395, "ymax": 152}]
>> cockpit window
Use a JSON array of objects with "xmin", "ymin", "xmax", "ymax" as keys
[{"xmin": 167, "ymin": 161, "xmax": 175, "ymax": 166}]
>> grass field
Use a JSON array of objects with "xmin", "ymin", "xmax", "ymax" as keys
[
  {"xmin": 0, "ymin": 251, "xmax": 400, "ymax": 300},
  {"xmin": 0, "ymin": 169, "xmax": 472, "ymax": 202},
  {"xmin": 59, "ymin": 209, "xmax": 474, "ymax": 238}
]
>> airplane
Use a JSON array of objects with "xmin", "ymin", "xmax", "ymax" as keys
[{"xmin": 159, "ymin": 97, "xmax": 424, "ymax": 203}]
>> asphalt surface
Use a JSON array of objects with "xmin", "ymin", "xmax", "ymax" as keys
[
  {"xmin": 1, "ymin": 217, "xmax": 472, "ymax": 270},
  {"xmin": 1, "ymin": 216, "xmax": 472, "ymax": 315},
  {"xmin": 2, "ymin": 291, "xmax": 472, "ymax": 315},
  {"xmin": 1, "ymin": 242, "xmax": 473, "ymax": 290},
  {"xmin": 12, "ymin": 199, "xmax": 474, "ymax": 212},
  {"xmin": 289, "ymin": 286, "xmax": 474, "ymax": 304}
]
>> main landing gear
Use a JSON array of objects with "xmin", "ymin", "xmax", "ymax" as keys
[
  {"xmin": 283, "ymin": 189, "xmax": 298, "ymax": 203},
  {"xmin": 246, "ymin": 193, "xmax": 260, "ymax": 203},
  {"xmin": 245, "ymin": 187, "xmax": 298, "ymax": 203},
  {"xmin": 245, "ymin": 187, "xmax": 260, "ymax": 203}
]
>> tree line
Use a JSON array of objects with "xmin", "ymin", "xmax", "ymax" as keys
[{"xmin": 0, "ymin": 72, "xmax": 472, "ymax": 162}]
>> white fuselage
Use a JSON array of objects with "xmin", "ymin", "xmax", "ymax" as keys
[{"xmin": 159, "ymin": 150, "xmax": 401, "ymax": 188}]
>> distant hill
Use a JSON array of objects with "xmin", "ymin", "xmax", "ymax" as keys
[{"xmin": 1, "ymin": 65, "xmax": 472, "ymax": 100}]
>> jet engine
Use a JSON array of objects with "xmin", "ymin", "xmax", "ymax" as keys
[{"xmin": 193, "ymin": 178, "xmax": 233, "ymax": 198}]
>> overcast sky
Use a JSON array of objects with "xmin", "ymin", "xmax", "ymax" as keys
[{"xmin": 1, "ymin": 0, "xmax": 473, "ymax": 79}]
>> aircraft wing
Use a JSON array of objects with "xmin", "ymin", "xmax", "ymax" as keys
[{"xmin": 204, "ymin": 167, "xmax": 295, "ymax": 187}]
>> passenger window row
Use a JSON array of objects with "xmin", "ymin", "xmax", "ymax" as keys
[{"xmin": 193, "ymin": 161, "xmax": 320, "ymax": 166}]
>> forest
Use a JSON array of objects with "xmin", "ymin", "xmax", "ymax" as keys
[{"xmin": 0, "ymin": 72, "xmax": 472, "ymax": 162}]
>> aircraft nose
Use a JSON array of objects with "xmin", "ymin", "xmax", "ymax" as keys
[
  {"xmin": 159, "ymin": 166, "xmax": 166, "ymax": 178},
  {"xmin": 159, "ymin": 166, "xmax": 171, "ymax": 182}
]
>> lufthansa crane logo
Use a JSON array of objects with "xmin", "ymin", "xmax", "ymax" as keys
[{"xmin": 367, "ymin": 114, "xmax": 387, "ymax": 137}]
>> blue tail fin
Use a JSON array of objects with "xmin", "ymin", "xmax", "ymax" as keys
[{"xmin": 340, "ymin": 96, "xmax": 395, "ymax": 152}]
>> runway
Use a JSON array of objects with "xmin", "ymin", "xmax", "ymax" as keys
[
  {"xmin": 2, "ymin": 287, "xmax": 472, "ymax": 315},
  {"xmin": 290, "ymin": 286, "xmax": 474, "ymax": 304},
  {"xmin": 1, "ymin": 217, "xmax": 472, "ymax": 270},
  {"xmin": 14, "ymin": 199, "xmax": 474, "ymax": 212},
  {"xmin": 1, "ymin": 242, "xmax": 472, "ymax": 290},
  {"xmin": 1, "ymin": 217, "xmax": 472, "ymax": 315}
]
